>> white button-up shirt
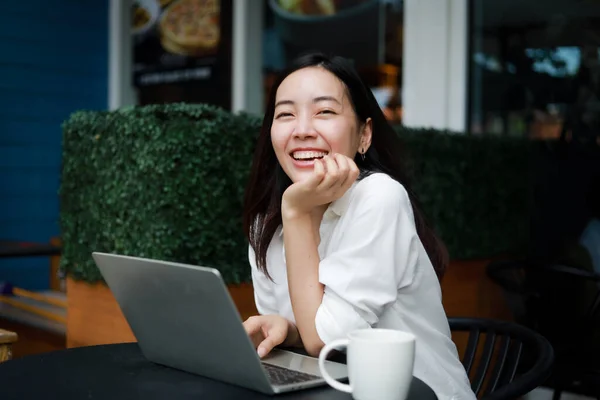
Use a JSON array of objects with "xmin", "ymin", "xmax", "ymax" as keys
[{"xmin": 250, "ymin": 173, "xmax": 476, "ymax": 400}]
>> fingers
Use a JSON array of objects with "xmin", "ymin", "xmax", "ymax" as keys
[
  {"xmin": 257, "ymin": 329, "xmax": 286, "ymax": 358},
  {"xmin": 244, "ymin": 316, "xmax": 287, "ymax": 358},
  {"xmin": 344, "ymin": 155, "xmax": 360, "ymax": 188},
  {"xmin": 257, "ymin": 337, "xmax": 277, "ymax": 358},
  {"xmin": 243, "ymin": 317, "xmax": 266, "ymax": 349},
  {"xmin": 243, "ymin": 316, "xmax": 262, "ymax": 336},
  {"xmin": 306, "ymin": 157, "xmax": 326, "ymax": 189},
  {"xmin": 333, "ymin": 154, "xmax": 352, "ymax": 189},
  {"xmin": 318, "ymin": 153, "xmax": 359, "ymax": 192},
  {"xmin": 319, "ymin": 154, "xmax": 341, "ymax": 189}
]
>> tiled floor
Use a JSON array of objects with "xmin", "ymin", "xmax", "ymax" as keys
[{"xmin": 525, "ymin": 387, "xmax": 594, "ymax": 400}]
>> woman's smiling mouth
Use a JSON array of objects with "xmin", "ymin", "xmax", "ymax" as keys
[
  {"xmin": 291, "ymin": 150, "xmax": 328, "ymax": 161},
  {"xmin": 289, "ymin": 149, "xmax": 329, "ymax": 168}
]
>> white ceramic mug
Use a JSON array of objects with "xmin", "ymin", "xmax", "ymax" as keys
[{"xmin": 318, "ymin": 329, "xmax": 416, "ymax": 400}]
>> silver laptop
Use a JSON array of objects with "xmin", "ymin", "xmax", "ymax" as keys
[{"xmin": 92, "ymin": 252, "xmax": 348, "ymax": 394}]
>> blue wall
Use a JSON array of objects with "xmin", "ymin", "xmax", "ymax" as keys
[{"xmin": 0, "ymin": 0, "xmax": 108, "ymax": 290}]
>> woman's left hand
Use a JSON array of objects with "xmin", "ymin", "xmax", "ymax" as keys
[{"xmin": 282, "ymin": 153, "xmax": 359, "ymax": 218}]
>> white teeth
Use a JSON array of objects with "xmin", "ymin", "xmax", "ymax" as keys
[{"xmin": 292, "ymin": 151, "xmax": 328, "ymax": 160}]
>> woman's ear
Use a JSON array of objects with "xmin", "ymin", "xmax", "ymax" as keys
[{"xmin": 360, "ymin": 118, "xmax": 373, "ymax": 152}]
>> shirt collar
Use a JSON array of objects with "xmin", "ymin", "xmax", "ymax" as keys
[{"xmin": 327, "ymin": 181, "xmax": 355, "ymax": 217}]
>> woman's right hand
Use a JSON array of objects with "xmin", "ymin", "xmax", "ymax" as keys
[{"xmin": 243, "ymin": 314, "xmax": 299, "ymax": 358}]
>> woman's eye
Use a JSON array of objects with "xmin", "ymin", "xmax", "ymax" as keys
[
  {"xmin": 318, "ymin": 110, "xmax": 335, "ymax": 115},
  {"xmin": 276, "ymin": 112, "xmax": 292, "ymax": 118}
]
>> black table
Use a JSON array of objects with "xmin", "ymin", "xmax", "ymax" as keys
[{"xmin": 0, "ymin": 343, "xmax": 437, "ymax": 399}]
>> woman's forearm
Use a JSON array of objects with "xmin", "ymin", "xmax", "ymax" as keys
[{"xmin": 282, "ymin": 211, "xmax": 325, "ymax": 357}]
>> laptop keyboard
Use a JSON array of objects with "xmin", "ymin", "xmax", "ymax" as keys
[{"xmin": 262, "ymin": 362, "xmax": 320, "ymax": 386}]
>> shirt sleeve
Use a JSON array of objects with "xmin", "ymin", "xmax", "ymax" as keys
[
  {"xmin": 315, "ymin": 177, "xmax": 420, "ymax": 344},
  {"xmin": 249, "ymin": 244, "xmax": 279, "ymax": 315}
]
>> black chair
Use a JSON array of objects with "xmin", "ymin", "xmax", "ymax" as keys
[
  {"xmin": 449, "ymin": 317, "xmax": 554, "ymax": 400},
  {"xmin": 486, "ymin": 260, "xmax": 600, "ymax": 399}
]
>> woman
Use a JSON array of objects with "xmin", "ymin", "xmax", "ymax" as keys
[{"xmin": 242, "ymin": 53, "xmax": 475, "ymax": 399}]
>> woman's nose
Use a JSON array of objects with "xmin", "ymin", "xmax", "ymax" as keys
[{"xmin": 293, "ymin": 116, "xmax": 317, "ymax": 139}]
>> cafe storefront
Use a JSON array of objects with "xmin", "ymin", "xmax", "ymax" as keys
[
  {"xmin": 109, "ymin": 0, "xmax": 469, "ymax": 131},
  {"xmin": 111, "ymin": 0, "xmax": 600, "ymax": 139}
]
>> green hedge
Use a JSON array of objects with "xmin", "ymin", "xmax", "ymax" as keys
[
  {"xmin": 398, "ymin": 127, "xmax": 532, "ymax": 260},
  {"xmin": 60, "ymin": 103, "xmax": 532, "ymax": 284},
  {"xmin": 60, "ymin": 104, "xmax": 260, "ymax": 284}
]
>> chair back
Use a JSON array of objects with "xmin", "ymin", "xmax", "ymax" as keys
[
  {"xmin": 486, "ymin": 260, "xmax": 600, "ymax": 397},
  {"xmin": 449, "ymin": 317, "xmax": 554, "ymax": 400},
  {"xmin": 487, "ymin": 260, "xmax": 600, "ymax": 360}
]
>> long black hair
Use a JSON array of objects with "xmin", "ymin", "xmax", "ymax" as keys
[{"xmin": 243, "ymin": 53, "xmax": 448, "ymax": 280}]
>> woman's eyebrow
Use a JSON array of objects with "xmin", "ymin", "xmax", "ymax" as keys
[
  {"xmin": 313, "ymin": 96, "xmax": 341, "ymax": 104},
  {"xmin": 274, "ymin": 99, "xmax": 294, "ymax": 108},
  {"xmin": 274, "ymin": 96, "xmax": 341, "ymax": 108}
]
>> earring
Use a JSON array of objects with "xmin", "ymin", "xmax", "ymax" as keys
[{"xmin": 361, "ymin": 148, "xmax": 366, "ymax": 162}]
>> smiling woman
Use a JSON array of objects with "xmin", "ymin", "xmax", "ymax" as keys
[{"xmin": 241, "ymin": 52, "xmax": 477, "ymax": 400}]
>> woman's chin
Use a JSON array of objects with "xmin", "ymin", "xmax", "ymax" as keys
[{"xmin": 289, "ymin": 169, "xmax": 314, "ymax": 183}]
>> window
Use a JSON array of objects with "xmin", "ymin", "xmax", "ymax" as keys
[
  {"xmin": 468, "ymin": 0, "xmax": 600, "ymax": 141},
  {"xmin": 262, "ymin": 0, "xmax": 404, "ymax": 123}
]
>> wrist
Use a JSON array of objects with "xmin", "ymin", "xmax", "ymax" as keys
[
  {"xmin": 281, "ymin": 200, "xmax": 311, "ymax": 221},
  {"xmin": 283, "ymin": 320, "xmax": 303, "ymax": 348}
]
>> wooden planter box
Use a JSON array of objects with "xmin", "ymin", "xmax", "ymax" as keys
[
  {"xmin": 66, "ymin": 259, "xmax": 510, "ymax": 348},
  {"xmin": 66, "ymin": 277, "xmax": 258, "ymax": 348}
]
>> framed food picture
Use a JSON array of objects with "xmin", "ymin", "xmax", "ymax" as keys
[{"xmin": 132, "ymin": 0, "xmax": 232, "ymax": 100}]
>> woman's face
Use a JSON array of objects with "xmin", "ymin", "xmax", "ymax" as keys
[{"xmin": 270, "ymin": 66, "xmax": 371, "ymax": 183}]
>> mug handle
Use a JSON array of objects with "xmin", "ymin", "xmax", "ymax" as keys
[{"xmin": 318, "ymin": 339, "xmax": 352, "ymax": 393}]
